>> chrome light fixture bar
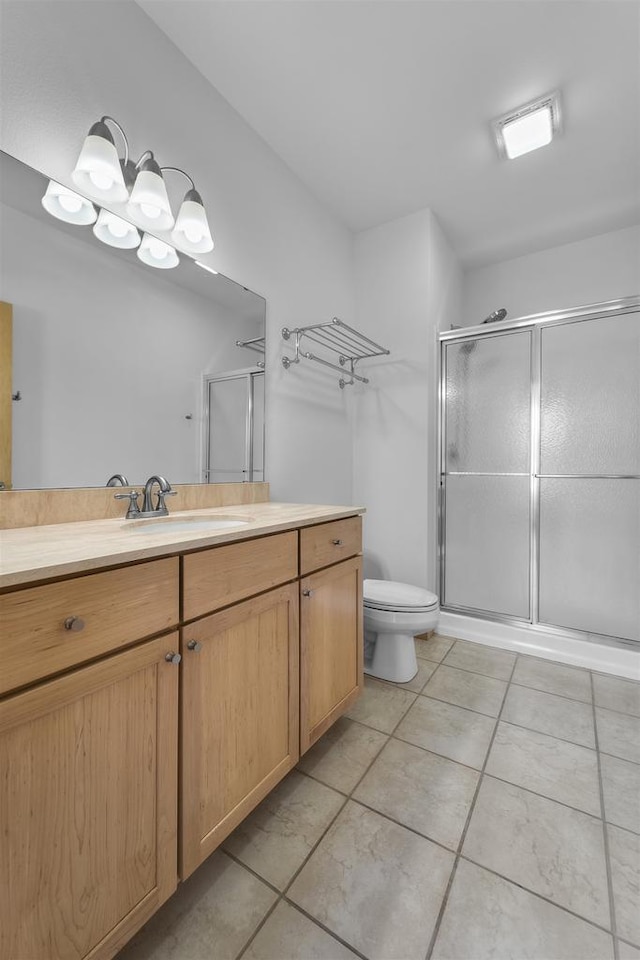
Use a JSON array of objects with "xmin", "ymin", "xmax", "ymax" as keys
[{"xmin": 41, "ymin": 115, "xmax": 215, "ymax": 269}]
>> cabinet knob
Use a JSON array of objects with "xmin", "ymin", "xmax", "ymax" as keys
[
  {"xmin": 64, "ymin": 616, "xmax": 85, "ymax": 632},
  {"xmin": 302, "ymin": 589, "xmax": 313, "ymax": 597},
  {"xmin": 332, "ymin": 539, "xmax": 344, "ymax": 546},
  {"xmin": 165, "ymin": 652, "xmax": 182, "ymax": 665},
  {"xmin": 187, "ymin": 640, "xmax": 202, "ymax": 653}
]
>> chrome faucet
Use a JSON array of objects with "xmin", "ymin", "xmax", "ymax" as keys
[
  {"xmin": 140, "ymin": 475, "xmax": 177, "ymax": 517},
  {"xmin": 114, "ymin": 475, "xmax": 177, "ymax": 519},
  {"xmin": 106, "ymin": 473, "xmax": 130, "ymax": 486}
]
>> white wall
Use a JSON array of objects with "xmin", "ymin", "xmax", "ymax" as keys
[
  {"xmin": 352, "ymin": 209, "xmax": 461, "ymax": 590},
  {"xmin": 462, "ymin": 224, "xmax": 640, "ymax": 326},
  {"xmin": 0, "ymin": 0, "xmax": 355, "ymax": 503}
]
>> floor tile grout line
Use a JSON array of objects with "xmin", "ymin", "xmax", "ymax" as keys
[
  {"xmin": 509, "ymin": 677, "xmax": 593, "ymax": 706},
  {"xmin": 591, "ymin": 671, "xmax": 620, "ymax": 960},
  {"xmin": 618, "ymin": 936, "xmax": 640, "ymax": 952},
  {"xmin": 233, "ymin": 786, "xmax": 351, "ymax": 960},
  {"xmin": 598, "ymin": 747, "xmax": 640, "ymax": 767},
  {"xmin": 359, "ymin": 665, "xmax": 610, "ymax": 822},
  {"xmin": 426, "ymin": 655, "xmax": 514, "ymax": 685},
  {"xmin": 423, "ymin": 648, "xmax": 520, "ymax": 960},
  {"xmin": 284, "ymin": 780, "xmax": 624, "ymax": 945},
  {"xmin": 416, "ymin": 688, "xmax": 506, "ymax": 720},
  {"xmin": 280, "ymin": 899, "xmax": 370, "ymax": 960},
  {"xmin": 351, "ymin": 730, "xmax": 613, "ymax": 842},
  {"xmin": 592, "ymin": 701, "xmax": 640, "ymax": 721},
  {"xmin": 233, "ymin": 892, "xmax": 282, "ymax": 960},
  {"xmin": 491, "ymin": 714, "xmax": 597, "ymax": 752},
  {"xmin": 458, "ymin": 852, "xmax": 620, "ymax": 940},
  {"xmin": 433, "ymin": 638, "xmax": 640, "ymax": 713},
  {"xmin": 235, "ymin": 700, "xmax": 417, "ymax": 960},
  {"xmin": 416, "ymin": 689, "xmax": 505, "ymax": 720},
  {"xmin": 231, "ymin": 636, "xmax": 633, "ymax": 960},
  {"xmin": 261, "ymin": 664, "xmax": 455, "ymax": 960}
]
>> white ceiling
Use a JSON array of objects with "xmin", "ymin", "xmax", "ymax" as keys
[{"xmin": 140, "ymin": 1, "xmax": 640, "ymax": 268}]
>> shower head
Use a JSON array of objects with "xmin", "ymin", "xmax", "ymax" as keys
[{"xmin": 482, "ymin": 308, "xmax": 507, "ymax": 324}]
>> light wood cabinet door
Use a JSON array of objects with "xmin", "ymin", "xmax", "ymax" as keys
[
  {"xmin": 0, "ymin": 634, "xmax": 179, "ymax": 960},
  {"xmin": 300, "ymin": 556, "xmax": 363, "ymax": 753},
  {"xmin": 180, "ymin": 583, "xmax": 299, "ymax": 879}
]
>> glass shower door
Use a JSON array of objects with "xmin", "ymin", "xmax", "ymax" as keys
[
  {"xmin": 442, "ymin": 330, "xmax": 532, "ymax": 618},
  {"xmin": 205, "ymin": 371, "xmax": 265, "ymax": 483},
  {"xmin": 538, "ymin": 312, "xmax": 640, "ymax": 641}
]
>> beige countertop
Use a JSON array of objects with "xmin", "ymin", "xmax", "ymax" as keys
[{"xmin": 0, "ymin": 502, "xmax": 365, "ymax": 589}]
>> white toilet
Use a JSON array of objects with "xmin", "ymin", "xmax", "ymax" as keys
[{"xmin": 363, "ymin": 579, "xmax": 440, "ymax": 683}]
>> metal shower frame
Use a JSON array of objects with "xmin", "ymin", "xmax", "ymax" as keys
[{"xmin": 437, "ymin": 295, "xmax": 640, "ymax": 648}]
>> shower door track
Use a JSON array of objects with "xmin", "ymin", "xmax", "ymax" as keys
[{"xmin": 437, "ymin": 295, "xmax": 640, "ymax": 647}]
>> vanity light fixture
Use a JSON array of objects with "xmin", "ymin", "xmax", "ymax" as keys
[
  {"xmin": 126, "ymin": 155, "xmax": 175, "ymax": 231},
  {"xmin": 72, "ymin": 117, "xmax": 130, "ymax": 202},
  {"xmin": 493, "ymin": 91, "xmax": 562, "ymax": 160},
  {"xmin": 41, "ymin": 180, "xmax": 97, "ymax": 225},
  {"xmin": 41, "ymin": 114, "xmax": 214, "ymax": 268},
  {"xmin": 171, "ymin": 184, "xmax": 214, "ymax": 253},
  {"xmin": 137, "ymin": 233, "xmax": 180, "ymax": 270},
  {"xmin": 93, "ymin": 209, "xmax": 141, "ymax": 249}
]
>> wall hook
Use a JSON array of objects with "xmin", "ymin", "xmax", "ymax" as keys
[{"xmin": 12, "ymin": 390, "xmax": 21, "ymax": 401}]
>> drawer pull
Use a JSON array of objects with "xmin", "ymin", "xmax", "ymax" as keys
[
  {"xmin": 332, "ymin": 539, "xmax": 344, "ymax": 546},
  {"xmin": 165, "ymin": 651, "xmax": 182, "ymax": 665},
  {"xmin": 302, "ymin": 589, "xmax": 314, "ymax": 597},
  {"xmin": 64, "ymin": 616, "xmax": 85, "ymax": 632},
  {"xmin": 187, "ymin": 640, "xmax": 202, "ymax": 653}
]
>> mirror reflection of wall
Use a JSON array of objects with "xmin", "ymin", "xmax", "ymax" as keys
[{"xmin": 0, "ymin": 152, "xmax": 266, "ymax": 489}]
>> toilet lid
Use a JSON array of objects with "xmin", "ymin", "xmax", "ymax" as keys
[{"xmin": 363, "ymin": 579, "xmax": 439, "ymax": 612}]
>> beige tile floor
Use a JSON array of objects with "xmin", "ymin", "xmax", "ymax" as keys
[{"xmin": 119, "ymin": 635, "xmax": 640, "ymax": 960}]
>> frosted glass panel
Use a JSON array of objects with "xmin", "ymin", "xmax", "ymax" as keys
[
  {"xmin": 444, "ymin": 475, "xmax": 530, "ymax": 617},
  {"xmin": 208, "ymin": 378, "xmax": 248, "ymax": 479},
  {"xmin": 252, "ymin": 373, "xmax": 265, "ymax": 475},
  {"xmin": 539, "ymin": 479, "xmax": 640, "ymax": 641},
  {"xmin": 541, "ymin": 313, "xmax": 640, "ymax": 474},
  {"xmin": 445, "ymin": 332, "xmax": 531, "ymax": 473}
]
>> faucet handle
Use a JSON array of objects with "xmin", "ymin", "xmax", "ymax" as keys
[
  {"xmin": 115, "ymin": 490, "xmax": 141, "ymax": 519},
  {"xmin": 156, "ymin": 488, "xmax": 177, "ymax": 515}
]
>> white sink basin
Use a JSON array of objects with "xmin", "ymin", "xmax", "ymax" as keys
[{"xmin": 126, "ymin": 515, "xmax": 251, "ymax": 534}]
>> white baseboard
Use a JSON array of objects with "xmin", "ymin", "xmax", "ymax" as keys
[{"xmin": 438, "ymin": 611, "xmax": 640, "ymax": 680}]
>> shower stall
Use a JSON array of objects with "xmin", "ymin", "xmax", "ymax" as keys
[{"xmin": 438, "ymin": 297, "xmax": 640, "ymax": 647}]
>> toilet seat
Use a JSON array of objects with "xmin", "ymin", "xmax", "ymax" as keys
[{"xmin": 363, "ymin": 579, "xmax": 438, "ymax": 613}]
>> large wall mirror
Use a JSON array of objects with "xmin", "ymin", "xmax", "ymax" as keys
[{"xmin": 0, "ymin": 150, "xmax": 266, "ymax": 490}]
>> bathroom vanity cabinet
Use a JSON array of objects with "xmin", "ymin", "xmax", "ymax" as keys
[
  {"xmin": 299, "ymin": 518, "xmax": 363, "ymax": 751},
  {"xmin": 0, "ymin": 511, "xmax": 363, "ymax": 960}
]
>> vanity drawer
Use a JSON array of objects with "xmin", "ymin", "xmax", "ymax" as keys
[
  {"xmin": 183, "ymin": 531, "xmax": 298, "ymax": 621},
  {"xmin": 0, "ymin": 558, "xmax": 179, "ymax": 695},
  {"xmin": 300, "ymin": 516, "xmax": 362, "ymax": 575}
]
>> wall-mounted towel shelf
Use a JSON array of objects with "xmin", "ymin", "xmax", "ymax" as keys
[
  {"xmin": 236, "ymin": 336, "xmax": 265, "ymax": 368},
  {"xmin": 281, "ymin": 318, "xmax": 390, "ymax": 389}
]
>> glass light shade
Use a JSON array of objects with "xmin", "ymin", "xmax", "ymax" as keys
[
  {"xmin": 93, "ymin": 209, "xmax": 141, "ymax": 249},
  {"xmin": 72, "ymin": 131, "xmax": 128, "ymax": 202},
  {"xmin": 127, "ymin": 167, "xmax": 175, "ymax": 231},
  {"xmin": 137, "ymin": 233, "xmax": 179, "ymax": 269},
  {"xmin": 41, "ymin": 180, "xmax": 97, "ymax": 225},
  {"xmin": 171, "ymin": 191, "xmax": 214, "ymax": 253},
  {"xmin": 501, "ymin": 105, "xmax": 553, "ymax": 159}
]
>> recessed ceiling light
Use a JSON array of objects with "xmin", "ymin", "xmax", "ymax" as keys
[{"xmin": 493, "ymin": 92, "xmax": 562, "ymax": 160}]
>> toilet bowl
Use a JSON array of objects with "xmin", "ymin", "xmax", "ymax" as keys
[{"xmin": 363, "ymin": 579, "xmax": 440, "ymax": 683}]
